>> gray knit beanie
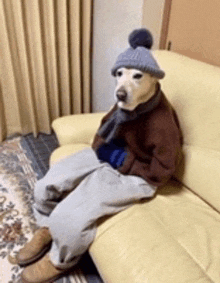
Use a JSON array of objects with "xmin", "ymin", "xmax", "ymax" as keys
[{"xmin": 111, "ymin": 28, "xmax": 165, "ymax": 79}]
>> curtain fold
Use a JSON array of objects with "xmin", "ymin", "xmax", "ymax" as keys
[{"xmin": 0, "ymin": 0, "xmax": 92, "ymax": 141}]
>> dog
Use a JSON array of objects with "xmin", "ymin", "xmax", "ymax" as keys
[
  {"xmin": 16, "ymin": 29, "xmax": 183, "ymax": 283},
  {"xmin": 114, "ymin": 67, "xmax": 158, "ymax": 111}
]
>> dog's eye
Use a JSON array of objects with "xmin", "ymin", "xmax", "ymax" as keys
[
  {"xmin": 133, "ymin": 73, "xmax": 143, "ymax": 79},
  {"xmin": 116, "ymin": 71, "xmax": 123, "ymax": 77}
]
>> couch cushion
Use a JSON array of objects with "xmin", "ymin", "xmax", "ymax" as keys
[
  {"xmin": 154, "ymin": 50, "xmax": 220, "ymax": 152},
  {"xmin": 175, "ymin": 144, "xmax": 220, "ymax": 213},
  {"xmin": 90, "ymin": 180, "xmax": 220, "ymax": 283},
  {"xmin": 50, "ymin": 144, "xmax": 90, "ymax": 166},
  {"xmin": 153, "ymin": 50, "xmax": 220, "ymax": 211},
  {"xmin": 52, "ymin": 113, "xmax": 106, "ymax": 146}
]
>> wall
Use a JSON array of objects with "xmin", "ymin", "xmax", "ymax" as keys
[
  {"xmin": 142, "ymin": 0, "xmax": 165, "ymax": 50},
  {"xmin": 92, "ymin": 0, "xmax": 165, "ymax": 112}
]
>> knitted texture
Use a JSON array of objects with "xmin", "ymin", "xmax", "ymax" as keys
[
  {"xmin": 97, "ymin": 140, "xmax": 127, "ymax": 169},
  {"xmin": 111, "ymin": 29, "xmax": 165, "ymax": 79}
]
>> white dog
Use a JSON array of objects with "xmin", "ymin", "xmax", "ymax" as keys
[{"xmin": 114, "ymin": 67, "xmax": 158, "ymax": 111}]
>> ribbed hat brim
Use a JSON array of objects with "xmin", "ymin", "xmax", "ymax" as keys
[
  {"xmin": 111, "ymin": 47, "xmax": 165, "ymax": 79},
  {"xmin": 111, "ymin": 61, "xmax": 165, "ymax": 79}
]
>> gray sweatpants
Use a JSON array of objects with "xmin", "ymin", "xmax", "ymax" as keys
[{"xmin": 33, "ymin": 148, "xmax": 156, "ymax": 269}]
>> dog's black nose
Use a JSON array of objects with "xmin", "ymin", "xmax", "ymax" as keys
[{"xmin": 116, "ymin": 89, "xmax": 127, "ymax": 102}]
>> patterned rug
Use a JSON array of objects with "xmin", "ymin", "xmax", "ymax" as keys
[{"xmin": 0, "ymin": 137, "xmax": 100, "ymax": 283}]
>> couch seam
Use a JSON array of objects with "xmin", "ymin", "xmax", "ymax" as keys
[
  {"xmin": 173, "ymin": 177, "xmax": 220, "ymax": 215},
  {"xmin": 183, "ymin": 143, "xmax": 220, "ymax": 154},
  {"xmin": 148, "ymin": 210, "xmax": 215, "ymax": 283}
]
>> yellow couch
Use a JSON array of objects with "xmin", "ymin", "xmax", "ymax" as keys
[{"xmin": 50, "ymin": 51, "xmax": 220, "ymax": 283}]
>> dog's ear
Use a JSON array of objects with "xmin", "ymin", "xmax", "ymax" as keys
[
  {"xmin": 149, "ymin": 75, "xmax": 159, "ymax": 87},
  {"xmin": 149, "ymin": 74, "xmax": 155, "ymax": 78},
  {"xmin": 150, "ymin": 74, "xmax": 158, "ymax": 82}
]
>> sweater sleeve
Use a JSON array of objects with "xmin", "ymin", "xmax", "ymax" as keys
[
  {"xmin": 119, "ymin": 110, "xmax": 182, "ymax": 187},
  {"xmin": 127, "ymin": 140, "xmax": 181, "ymax": 187},
  {"xmin": 92, "ymin": 101, "xmax": 182, "ymax": 187}
]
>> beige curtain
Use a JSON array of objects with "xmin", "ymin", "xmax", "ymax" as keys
[{"xmin": 0, "ymin": 0, "xmax": 92, "ymax": 141}]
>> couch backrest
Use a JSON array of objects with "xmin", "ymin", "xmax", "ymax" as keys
[{"xmin": 154, "ymin": 50, "xmax": 220, "ymax": 212}]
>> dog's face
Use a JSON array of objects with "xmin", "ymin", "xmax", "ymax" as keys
[{"xmin": 114, "ymin": 68, "xmax": 158, "ymax": 111}]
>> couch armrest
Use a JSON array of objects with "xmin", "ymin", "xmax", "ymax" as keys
[{"xmin": 52, "ymin": 112, "xmax": 106, "ymax": 146}]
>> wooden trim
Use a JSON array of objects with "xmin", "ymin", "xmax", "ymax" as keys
[{"xmin": 159, "ymin": 0, "xmax": 172, "ymax": 49}]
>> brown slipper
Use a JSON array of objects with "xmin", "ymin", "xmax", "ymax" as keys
[
  {"xmin": 21, "ymin": 253, "xmax": 71, "ymax": 283},
  {"xmin": 15, "ymin": 227, "xmax": 52, "ymax": 267}
]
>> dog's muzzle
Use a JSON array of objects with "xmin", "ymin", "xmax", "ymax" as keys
[{"xmin": 116, "ymin": 88, "xmax": 127, "ymax": 102}]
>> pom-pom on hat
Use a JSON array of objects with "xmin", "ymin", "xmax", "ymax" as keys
[{"xmin": 111, "ymin": 28, "xmax": 165, "ymax": 79}]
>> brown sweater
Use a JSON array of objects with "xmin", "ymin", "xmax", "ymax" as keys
[{"xmin": 92, "ymin": 90, "xmax": 183, "ymax": 187}]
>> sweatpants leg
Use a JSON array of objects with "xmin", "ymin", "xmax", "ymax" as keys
[
  {"xmin": 32, "ymin": 149, "xmax": 104, "ymax": 227},
  {"xmin": 47, "ymin": 165, "xmax": 156, "ymax": 269}
]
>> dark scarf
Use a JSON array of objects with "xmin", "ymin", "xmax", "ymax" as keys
[{"xmin": 98, "ymin": 83, "xmax": 162, "ymax": 143}]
